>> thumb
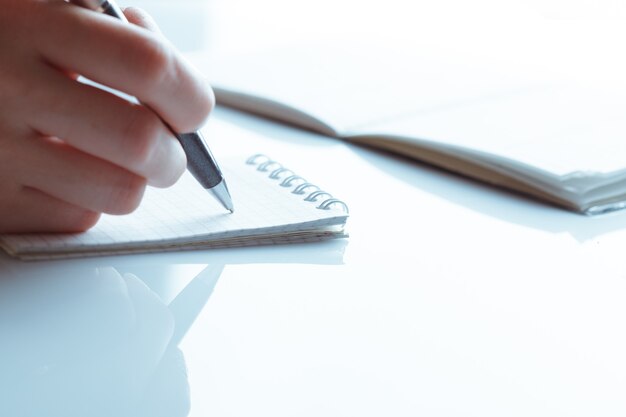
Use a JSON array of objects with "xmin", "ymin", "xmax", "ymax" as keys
[{"xmin": 123, "ymin": 7, "xmax": 163, "ymax": 34}]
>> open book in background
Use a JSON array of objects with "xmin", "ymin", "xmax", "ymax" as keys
[
  {"xmin": 196, "ymin": 44, "xmax": 626, "ymax": 214},
  {"xmin": 0, "ymin": 155, "xmax": 349, "ymax": 260}
]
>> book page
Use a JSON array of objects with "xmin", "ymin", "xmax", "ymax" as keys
[
  {"xmin": 355, "ymin": 85, "xmax": 626, "ymax": 176},
  {"xmin": 0, "ymin": 156, "xmax": 348, "ymax": 258}
]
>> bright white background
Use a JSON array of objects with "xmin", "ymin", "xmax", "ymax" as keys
[{"xmin": 128, "ymin": 0, "xmax": 626, "ymax": 85}]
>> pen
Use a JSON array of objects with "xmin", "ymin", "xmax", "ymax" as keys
[
  {"xmin": 69, "ymin": 0, "xmax": 234, "ymax": 213},
  {"xmin": 167, "ymin": 264, "xmax": 224, "ymax": 348}
]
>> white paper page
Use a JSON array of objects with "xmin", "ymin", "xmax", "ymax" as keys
[
  {"xmin": 205, "ymin": 43, "xmax": 538, "ymax": 134},
  {"xmin": 357, "ymin": 85, "xmax": 626, "ymax": 176},
  {"xmin": 0, "ymin": 157, "xmax": 348, "ymax": 257}
]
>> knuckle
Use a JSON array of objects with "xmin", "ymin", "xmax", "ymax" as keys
[
  {"xmin": 124, "ymin": 7, "xmax": 158, "ymax": 32},
  {"xmin": 176, "ymin": 79, "xmax": 215, "ymax": 133},
  {"xmin": 132, "ymin": 34, "xmax": 172, "ymax": 89},
  {"xmin": 121, "ymin": 109, "xmax": 162, "ymax": 170},
  {"xmin": 106, "ymin": 173, "xmax": 147, "ymax": 215}
]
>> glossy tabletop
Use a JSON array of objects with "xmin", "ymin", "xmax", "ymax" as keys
[
  {"xmin": 4, "ymin": 106, "xmax": 626, "ymax": 416},
  {"xmin": 3, "ymin": 1, "xmax": 626, "ymax": 416}
]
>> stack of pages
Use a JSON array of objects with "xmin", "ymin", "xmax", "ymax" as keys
[
  {"xmin": 199, "ymin": 45, "xmax": 626, "ymax": 214},
  {"xmin": 0, "ymin": 153, "xmax": 349, "ymax": 260}
]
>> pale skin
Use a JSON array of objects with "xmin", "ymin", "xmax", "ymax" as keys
[{"xmin": 0, "ymin": 0, "xmax": 214, "ymax": 233}]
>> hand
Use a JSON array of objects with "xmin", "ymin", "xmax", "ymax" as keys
[{"xmin": 0, "ymin": 1, "xmax": 214, "ymax": 233}]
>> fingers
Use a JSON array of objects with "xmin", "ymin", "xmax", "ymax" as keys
[
  {"xmin": 0, "ymin": 1, "xmax": 216, "ymax": 232},
  {"xmin": 36, "ymin": 2, "xmax": 214, "ymax": 133},
  {"xmin": 17, "ymin": 135, "xmax": 148, "ymax": 216},
  {"xmin": 0, "ymin": 187, "xmax": 100, "ymax": 233},
  {"xmin": 123, "ymin": 7, "xmax": 162, "ymax": 34},
  {"xmin": 29, "ymin": 69, "xmax": 186, "ymax": 188}
]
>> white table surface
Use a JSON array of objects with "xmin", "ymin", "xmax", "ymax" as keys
[
  {"xmin": 3, "ymin": 107, "xmax": 626, "ymax": 417},
  {"xmin": 4, "ymin": 2, "xmax": 626, "ymax": 416}
]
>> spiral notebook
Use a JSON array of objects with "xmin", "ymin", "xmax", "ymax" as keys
[{"xmin": 0, "ymin": 155, "xmax": 349, "ymax": 260}]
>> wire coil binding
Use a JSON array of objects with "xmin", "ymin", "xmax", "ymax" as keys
[{"xmin": 246, "ymin": 154, "xmax": 349, "ymax": 213}]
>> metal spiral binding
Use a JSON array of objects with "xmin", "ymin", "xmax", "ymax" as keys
[
  {"xmin": 246, "ymin": 154, "xmax": 349, "ymax": 213},
  {"xmin": 293, "ymin": 183, "xmax": 320, "ymax": 195},
  {"xmin": 280, "ymin": 175, "xmax": 306, "ymax": 187}
]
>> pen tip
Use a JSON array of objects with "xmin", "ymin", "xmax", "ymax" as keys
[{"xmin": 208, "ymin": 180, "xmax": 234, "ymax": 213}]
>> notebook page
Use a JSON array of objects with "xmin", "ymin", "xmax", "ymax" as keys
[
  {"xmin": 357, "ymin": 85, "xmax": 626, "ymax": 176},
  {"xmin": 0, "ymin": 157, "xmax": 348, "ymax": 258}
]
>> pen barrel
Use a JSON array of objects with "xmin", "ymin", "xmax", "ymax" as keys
[
  {"xmin": 101, "ymin": 0, "xmax": 127, "ymax": 20},
  {"xmin": 69, "ymin": 0, "xmax": 126, "ymax": 20},
  {"xmin": 177, "ymin": 132, "xmax": 223, "ymax": 189}
]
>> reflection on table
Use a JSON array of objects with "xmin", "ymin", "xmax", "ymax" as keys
[{"xmin": 0, "ymin": 263, "xmax": 223, "ymax": 417}]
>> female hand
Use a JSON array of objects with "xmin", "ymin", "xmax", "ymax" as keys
[{"xmin": 0, "ymin": 0, "xmax": 214, "ymax": 232}]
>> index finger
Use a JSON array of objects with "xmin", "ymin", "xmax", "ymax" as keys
[{"xmin": 36, "ymin": 2, "xmax": 214, "ymax": 133}]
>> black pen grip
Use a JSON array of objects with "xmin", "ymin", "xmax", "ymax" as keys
[{"xmin": 177, "ymin": 132, "xmax": 223, "ymax": 189}]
